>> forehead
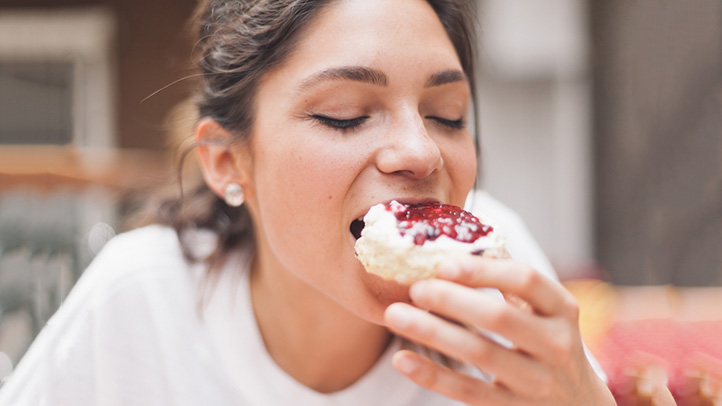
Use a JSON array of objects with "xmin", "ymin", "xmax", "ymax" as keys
[{"xmin": 269, "ymin": 0, "xmax": 462, "ymax": 85}]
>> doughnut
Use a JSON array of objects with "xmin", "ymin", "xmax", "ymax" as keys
[{"xmin": 354, "ymin": 200, "xmax": 508, "ymax": 284}]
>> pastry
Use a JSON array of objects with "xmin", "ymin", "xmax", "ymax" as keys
[{"xmin": 354, "ymin": 200, "xmax": 508, "ymax": 284}]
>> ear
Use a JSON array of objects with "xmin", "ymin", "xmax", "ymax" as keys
[{"xmin": 195, "ymin": 118, "xmax": 252, "ymax": 200}]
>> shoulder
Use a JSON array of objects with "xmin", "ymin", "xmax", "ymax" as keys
[
  {"xmin": 0, "ymin": 226, "xmax": 219, "ymax": 404},
  {"xmin": 86, "ymin": 225, "xmax": 216, "ymax": 284},
  {"xmin": 94, "ymin": 224, "xmax": 187, "ymax": 269},
  {"xmin": 56, "ymin": 224, "xmax": 219, "ymax": 316},
  {"xmin": 466, "ymin": 190, "xmax": 558, "ymax": 280},
  {"xmin": 35, "ymin": 224, "xmax": 216, "ymax": 352},
  {"xmin": 79, "ymin": 225, "xmax": 189, "ymax": 291}
]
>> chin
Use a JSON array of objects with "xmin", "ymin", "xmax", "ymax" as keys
[{"xmin": 357, "ymin": 271, "xmax": 413, "ymax": 323}]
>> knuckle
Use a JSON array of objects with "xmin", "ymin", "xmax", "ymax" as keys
[
  {"xmin": 459, "ymin": 260, "xmax": 478, "ymax": 281},
  {"xmin": 413, "ymin": 363, "xmax": 440, "ymax": 388},
  {"xmin": 484, "ymin": 305, "xmax": 510, "ymax": 331},
  {"xmin": 518, "ymin": 266, "xmax": 539, "ymax": 292},
  {"xmin": 413, "ymin": 319, "xmax": 437, "ymax": 341},
  {"xmin": 548, "ymin": 332, "xmax": 574, "ymax": 364},
  {"xmin": 459, "ymin": 383, "xmax": 486, "ymax": 406},
  {"xmin": 562, "ymin": 296, "xmax": 580, "ymax": 321},
  {"xmin": 468, "ymin": 341, "xmax": 493, "ymax": 365}
]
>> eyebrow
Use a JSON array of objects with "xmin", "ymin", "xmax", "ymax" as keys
[
  {"xmin": 298, "ymin": 66, "xmax": 388, "ymax": 90},
  {"xmin": 296, "ymin": 66, "xmax": 467, "ymax": 91},
  {"xmin": 424, "ymin": 69, "xmax": 466, "ymax": 88}
]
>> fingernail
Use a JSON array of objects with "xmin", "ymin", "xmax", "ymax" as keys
[
  {"xmin": 394, "ymin": 354, "xmax": 419, "ymax": 374},
  {"xmin": 437, "ymin": 261, "xmax": 460, "ymax": 279},
  {"xmin": 385, "ymin": 304, "xmax": 411, "ymax": 329}
]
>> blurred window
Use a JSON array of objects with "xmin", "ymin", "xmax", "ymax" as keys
[
  {"xmin": 0, "ymin": 61, "xmax": 74, "ymax": 145},
  {"xmin": 0, "ymin": 8, "xmax": 116, "ymax": 147}
]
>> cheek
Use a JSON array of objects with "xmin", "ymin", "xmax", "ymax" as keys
[
  {"xmin": 251, "ymin": 136, "xmax": 361, "ymax": 264},
  {"xmin": 446, "ymin": 136, "xmax": 478, "ymax": 201},
  {"xmin": 259, "ymin": 139, "xmax": 355, "ymax": 207}
]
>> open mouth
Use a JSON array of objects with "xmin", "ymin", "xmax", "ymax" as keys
[{"xmin": 350, "ymin": 217, "xmax": 365, "ymax": 240}]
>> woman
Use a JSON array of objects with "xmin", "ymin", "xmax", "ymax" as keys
[{"xmin": 0, "ymin": 0, "xmax": 617, "ymax": 404}]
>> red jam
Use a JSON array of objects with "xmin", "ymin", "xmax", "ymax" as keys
[{"xmin": 388, "ymin": 201, "xmax": 493, "ymax": 246}]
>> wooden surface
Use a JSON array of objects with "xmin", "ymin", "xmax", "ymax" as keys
[{"xmin": 0, "ymin": 146, "xmax": 173, "ymax": 192}]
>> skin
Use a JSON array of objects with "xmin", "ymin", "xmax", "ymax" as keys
[{"xmin": 196, "ymin": 0, "xmax": 616, "ymax": 403}]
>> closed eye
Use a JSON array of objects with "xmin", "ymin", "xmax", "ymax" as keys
[
  {"xmin": 429, "ymin": 116, "xmax": 465, "ymax": 130},
  {"xmin": 312, "ymin": 114, "xmax": 368, "ymax": 131}
]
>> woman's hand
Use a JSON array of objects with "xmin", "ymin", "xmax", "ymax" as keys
[{"xmin": 384, "ymin": 257, "xmax": 617, "ymax": 406}]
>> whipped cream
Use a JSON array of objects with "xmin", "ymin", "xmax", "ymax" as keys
[{"xmin": 355, "ymin": 201, "xmax": 508, "ymax": 284}]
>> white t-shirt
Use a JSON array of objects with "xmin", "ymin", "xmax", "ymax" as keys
[{"xmin": 0, "ymin": 191, "xmax": 602, "ymax": 405}]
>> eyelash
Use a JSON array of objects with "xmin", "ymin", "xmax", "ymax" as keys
[
  {"xmin": 431, "ymin": 117, "xmax": 465, "ymax": 130},
  {"xmin": 312, "ymin": 114, "xmax": 368, "ymax": 131},
  {"xmin": 311, "ymin": 114, "xmax": 465, "ymax": 131}
]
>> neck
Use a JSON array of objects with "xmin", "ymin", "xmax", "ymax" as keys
[{"xmin": 249, "ymin": 253, "xmax": 392, "ymax": 393}]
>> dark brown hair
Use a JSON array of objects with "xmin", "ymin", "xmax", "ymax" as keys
[{"xmin": 158, "ymin": 0, "xmax": 480, "ymax": 269}]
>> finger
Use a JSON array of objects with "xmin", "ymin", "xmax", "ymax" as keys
[
  {"xmin": 637, "ymin": 366, "xmax": 676, "ymax": 406},
  {"xmin": 391, "ymin": 350, "xmax": 512, "ymax": 406},
  {"xmin": 625, "ymin": 356, "xmax": 676, "ymax": 406},
  {"xmin": 649, "ymin": 385, "xmax": 677, "ymax": 406},
  {"xmin": 437, "ymin": 257, "xmax": 577, "ymax": 318},
  {"xmin": 686, "ymin": 352, "xmax": 722, "ymax": 397},
  {"xmin": 385, "ymin": 302, "xmax": 546, "ymax": 397},
  {"xmin": 409, "ymin": 279, "xmax": 572, "ymax": 362}
]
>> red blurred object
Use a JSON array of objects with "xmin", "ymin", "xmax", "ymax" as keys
[
  {"xmin": 595, "ymin": 318, "xmax": 722, "ymax": 404},
  {"xmin": 563, "ymin": 281, "xmax": 722, "ymax": 405}
]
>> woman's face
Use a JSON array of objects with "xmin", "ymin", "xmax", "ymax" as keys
[{"xmin": 242, "ymin": 0, "xmax": 477, "ymax": 324}]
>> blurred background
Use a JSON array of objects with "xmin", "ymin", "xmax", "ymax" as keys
[{"xmin": 0, "ymin": 0, "xmax": 720, "ymax": 401}]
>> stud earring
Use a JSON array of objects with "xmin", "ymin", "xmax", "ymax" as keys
[{"xmin": 224, "ymin": 183, "xmax": 244, "ymax": 207}]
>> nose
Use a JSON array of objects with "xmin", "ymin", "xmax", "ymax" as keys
[{"xmin": 375, "ymin": 113, "xmax": 444, "ymax": 179}]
